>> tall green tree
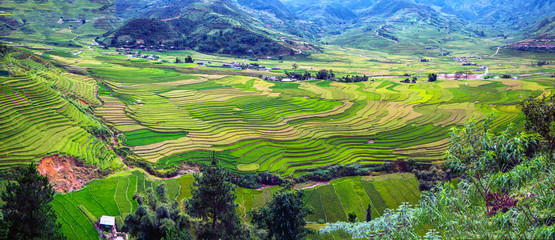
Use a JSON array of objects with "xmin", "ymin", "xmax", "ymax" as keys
[
  {"xmin": 186, "ymin": 157, "xmax": 247, "ymax": 240},
  {"xmin": 123, "ymin": 183, "xmax": 191, "ymax": 240},
  {"xmin": 250, "ymin": 188, "xmax": 314, "ymax": 240},
  {"xmin": 522, "ymin": 95, "xmax": 555, "ymax": 154},
  {"xmin": 0, "ymin": 164, "xmax": 65, "ymax": 240}
]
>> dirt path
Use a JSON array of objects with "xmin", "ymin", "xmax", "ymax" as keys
[
  {"xmin": 492, "ymin": 47, "xmax": 501, "ymax": 56},
  {"xmin": 299, "ymin": 181, "xmax": 331, "ymax": 190}
]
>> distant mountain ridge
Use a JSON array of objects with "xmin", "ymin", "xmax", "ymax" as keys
[
  {"xmin": 0, "ymin": 0, "xmax": 553, "ymax": 54},
  {"xmin": 105, "ymin": 0, "xmax": 320, "ymax": 55}
]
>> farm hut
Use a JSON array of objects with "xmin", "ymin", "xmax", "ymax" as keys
[{"xmin": 99, "ymin": 216, "xmax": 116, "ymax": 232}]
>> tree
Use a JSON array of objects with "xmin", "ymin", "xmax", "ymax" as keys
[
  {"xmin": 0, "ymin": 42, "xmax": 10, "ymax": 55},
  {"xmin": 162, "ymin": 227, "xmax": 193, "ymax": 240},
  {"xmin": 175, "ymin": 57, "xmax": 182, "ymax": 63},
  {"xmin": 122, "ymin": 184, "xmax": 191, "ymax": 240},
  {"xmin": 1, "ymin": 164, "xmax": 65, "ymax": 240},
  {"xmin": 412, "ymin": 77, "xmax": 417, "ymax": 83},
  {"xmin": 316, "ymin": 69, "xmax": 330, "ymax": 80},
  {"xmin": 366, "ymin": 204, "xmax": 372, "ymax": 222},
  {"xmin": 348, "ymin": 211, "xmax": 357, "ymax": 223},
  {"xmin": 250, "ymin": 188, "xmax": 314, "ymax": 240},
  {"xmin": 184, "ymin": 55, "xmax": 194, "ymax": 63},
  {"xmin": 292, "ymin": 63, "xmax": 298, "ymax": 70},
  {"xmin": 186, "ymin": 156, "xmax": 247, "ymax": 240},
  {"xmin": 522, "ymin": 95, "xmax": 555, "ymax": 154},
  {"xmin": 428, "ymin": 73, "xmax": 438, "ymax": 82}
]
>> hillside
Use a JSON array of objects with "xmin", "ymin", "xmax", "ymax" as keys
[
  {"xmin": 0, "ymin": 0, "xmax": 554, "ymax": 239},
  {"xmin": 234, "ymin": 0, "xmax": 295, "ymax": 20},
  {"xmin": 0, "ymin": 0, "xmax": 120, "ymax": 44},
  {"xmin": 413, "ymin": 0, "xmax": 555, "ymax": 32},
  {"xmin": 0, "ymin": 45, "xmax": 122, "ymax": 170},
  {"xmin": 104, "ymin": 0, "xmax": 320, "ymax": 55},
  {"xmin": 507, "ymin": 16, "xmax": 555, "ymax": 52},
  {"xmin": 329, "ymin": 0, "xmax": 490, "ymax": 50},
  {"xmin": 527, "ymin": 16, "xmax": 555, "ymax": 39},
  {"xmin": 280, "ymin": 1, "xmax": 361, "ymax": 36}
]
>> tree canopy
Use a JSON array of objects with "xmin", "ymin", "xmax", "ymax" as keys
[
  {"xmin": 122, "ymin": 183, "xmax": 191, "ymax": 240},
  {"xmin": 0, "ymin": 164, "xmax": 65, "ymax": 240},
  {"xmin": 186, "ymin": 156, "xmax": 247, "ymax": 240},
  {"xmin": 522, "ymin": 95, "xmax": 555, "ymax": 154},
  {"xmin": 250, "ymin": 187, "xmax": 314, "ymax": 240}
]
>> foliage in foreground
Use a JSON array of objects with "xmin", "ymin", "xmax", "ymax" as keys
[
  {"xmin": 0, "ymin": 164, "xmax": 65, "ymax": 240},
  {"xmin": 320, "ymin": 119, "xmax": 555, "ymax": 239}
]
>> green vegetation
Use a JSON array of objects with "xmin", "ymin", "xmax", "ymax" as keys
[
  {"xmin": 320, "ymin": 114, "xmax": 555, "ymax": 239},
  {"xmin": 47, "ymin": 169, "xmax": 419, "ymax": 239},
  {"xmin": 122, "ymin": 183, "xmax": 191, "ymax": 240},
  {"xmin": 1, "ymin": 164, "xmax": 65, "ymax": 239},
  {"xmin": 186, "ymin": 158, "xmax": 248, "ymax": 239},
  {"xmin": 0, "ymin": 47, "xmax": 121, "ymax": 170},
  {"xmin": 0, "ymin": 1, "xmax": 554, "ymax": 239},
  {"xmin": 250, "ymin": 187, "xmax": 315, "ymax": 240}
]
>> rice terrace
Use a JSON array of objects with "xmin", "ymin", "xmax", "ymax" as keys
[{"xmin": 0, "ymin": 0, "xmax": 554, "ymax": 239}]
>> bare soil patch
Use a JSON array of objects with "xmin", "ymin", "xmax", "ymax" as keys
[{"xmin": 37, "ymin": 155, "xmax": 107, "ymax": 193}]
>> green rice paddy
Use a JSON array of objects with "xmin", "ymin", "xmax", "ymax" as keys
[
  {"xmin": 88, "ymin": 57, "xmax": 549, "ymax": 175},
  {"xmin": 123, "ymin": 129, "xmax": 188, "ymax": 146},
  {"xmin": 3, "ymin": 39, "xmax": 551, "ymax": 175},
  {"xmin": 0, "ymin": 51, "xmax": 121, "ymax": 170}
]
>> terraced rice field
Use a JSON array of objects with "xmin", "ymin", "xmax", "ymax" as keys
[
  {"xmin": 51, "ymin": 170, "xmax": 419, "ymax": 239},
  {"xmin": 0, "ymin": 52, "xmax": 121, "ymax": 169},
  {"xmin": 89, "ymin": 60, "xmax": 551, "ymax": 175}
]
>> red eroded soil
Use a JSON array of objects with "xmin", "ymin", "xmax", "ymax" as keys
[
  {"xmin": 78, "ymin": 99, "xmax": 88, "ymax": 105},
  {"xmin": 37, "ymin": 155, "xmax": 103, "ymax": 193}
]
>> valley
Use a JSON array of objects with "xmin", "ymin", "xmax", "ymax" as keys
[{"xmin": 0, "ymin": 0, "xmax": 554, "ymax": 239}]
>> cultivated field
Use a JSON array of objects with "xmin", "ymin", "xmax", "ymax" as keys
[{"xmin": 82, "ymin": 48, "xmax": 552, "ymax": 176}]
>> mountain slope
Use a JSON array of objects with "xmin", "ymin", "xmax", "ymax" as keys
[
  {"xmin": 0, "ymin": 0, "xmax": 121, "ymax": 44},
  {"xmin": 330, "ymin": 0, "xmax": 489, "ymax": 50},
  {"xmin": 507, "ymin": 16, "xmax": 555, "ymax": 52},
  {"xmin": 106, "ymin": 0, "xmax": 320, "ymax": 55},
  {"xmin": 234, "ymin": 0, "xmax": 295, "ymax": 20},
  {"xmin": 414, "ymin": 0, "xmax": 555, "ymax": 31},
  {"xmin": 231, "ymin": 0, "xmax": 323, "ymax": 40}
]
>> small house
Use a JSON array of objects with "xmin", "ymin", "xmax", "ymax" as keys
[{"xmin": 99, "ymin": 216, "xmax": 116, "ymax": 232}]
